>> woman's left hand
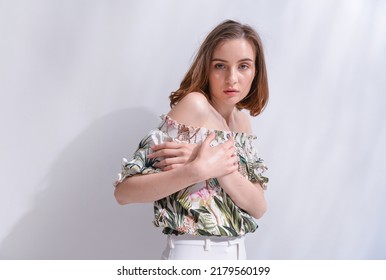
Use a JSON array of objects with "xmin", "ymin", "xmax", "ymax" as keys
[{"xmin": 148, "ymin": 142, "xmax": 199, "ymax": 171}]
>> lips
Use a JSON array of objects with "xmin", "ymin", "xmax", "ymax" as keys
[{"xmin": 224, "ymin": 88, "xmax": 239, "ymax": 96}]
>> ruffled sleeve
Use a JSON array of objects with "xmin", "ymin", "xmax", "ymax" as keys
[
  {"xmin": 114, "ymin": 129, "xmax": 172, "ymax": 187},
  {"xmin": 239, "ymin": 135, "xmax": 269, "ymax": 190},
  {"xmin": 249, "ymin": 157, "xmax": 269, "ymax": 190}
]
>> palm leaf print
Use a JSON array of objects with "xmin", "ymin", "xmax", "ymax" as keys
[{"xmin": 120, "ymin": 115, "xmax": 265, "ymax": 237}]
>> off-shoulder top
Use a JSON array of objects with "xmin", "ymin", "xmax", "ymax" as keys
[{"xmin": 115, "ymin": 114, "xmax": 268, "ymax": 236}]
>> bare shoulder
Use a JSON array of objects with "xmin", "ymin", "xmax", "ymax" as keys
[
  {"xmin": 167, "ymin": 92, "xmax": 210, "ymax": 127},
  {"xmin": 236, "ymin": 111, "xmax": 253, "ymax": 134}
]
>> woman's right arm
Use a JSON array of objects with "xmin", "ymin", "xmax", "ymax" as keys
[
  {"xmin": 114, "ymin": 163, "xmax": 201, "ymax": 204},
  {"xmin": 114, "ymin": 133, "xmax": 238, "ymax": 204}
]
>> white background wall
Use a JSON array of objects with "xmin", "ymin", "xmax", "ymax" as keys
[{"xmin": 1, "ymin": 0, "xmax": 385, "ymax": 259}]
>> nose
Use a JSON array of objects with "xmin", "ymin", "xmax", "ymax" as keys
[{"xmin": 226, "ymin": 68, "xmax": 237, "ymax": 85}]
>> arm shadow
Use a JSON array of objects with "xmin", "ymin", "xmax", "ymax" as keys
[{"xmin": 0, "ymin": 107, "xmax": 166, "ymax": 259}]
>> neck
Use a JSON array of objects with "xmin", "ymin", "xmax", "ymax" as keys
[{"xmin": 211, "ymin": 101, "xmax": 237, "ymax": 126}]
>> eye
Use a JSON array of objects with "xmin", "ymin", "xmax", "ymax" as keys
[
  {"xmin": 239, "ymin": 63, "xmax": 250, "ymax": 70},
  {"xmin": 214, "ymin": 63, "xmax": 226, "ymax": 70}
]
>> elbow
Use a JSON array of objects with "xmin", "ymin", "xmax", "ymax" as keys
[
  {"xmin": 251, "ymin": 203, "xmax": 267, "ymax": 219},
  {"xmin": 252, "ymin": 209, "xmax": 266, "ymax": 219},
  {"xmin": 114, "ymin": 185, "xmax": 129, "ymax": 205}
]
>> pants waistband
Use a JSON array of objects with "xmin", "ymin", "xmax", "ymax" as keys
[{"xmin": 167, "ymin": 235, "xmax": 245, "ymax": 251}]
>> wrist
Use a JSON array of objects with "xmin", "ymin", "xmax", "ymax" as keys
[
  {"xmin": 217, "ymin": 169, "xmax": 238, "ymax": 180},
  {"xmin": 185, "ymin": 161, "xmax": 207, "ymax": 183}
]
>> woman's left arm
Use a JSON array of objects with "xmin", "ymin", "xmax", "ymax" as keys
[
  {"xmin": 218, "ymin": 113, "xmax": 267, "ymax": 219},
  {"xmin": 216, "ymin": 172, "xmax": 267, "ymax": 219}
]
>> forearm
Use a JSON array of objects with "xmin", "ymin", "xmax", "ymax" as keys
[
  {"xmin": 217, "ymin": 172, "xmax": 267, "ymax": 219},
  {"xmin": 114, "ymin": 163, "xmax": 202, "ymax": 204},
  {"xmin": 114, "ymin": 132, "xmax": 238, "ymax": 205}
]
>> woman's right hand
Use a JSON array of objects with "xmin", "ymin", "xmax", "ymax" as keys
[{"xmin": 192, "ymin": 133, "xmax": 239, "ymax": 180}]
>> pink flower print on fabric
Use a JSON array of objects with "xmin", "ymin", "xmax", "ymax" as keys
[
  {"xmin": 190, "ymin": 186, "xmax": 216, "ymax": 207},
  {"xmin": 177, "ymin": 216, "xmax": 198, "ymax": 235}
]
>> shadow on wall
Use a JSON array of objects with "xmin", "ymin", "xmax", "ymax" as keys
[{"xmin": 0, "ymin": 107, "xmax": 166, "ymax": 259}]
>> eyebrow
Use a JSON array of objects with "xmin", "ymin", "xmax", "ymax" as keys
[{"xmin": 211, "ymin": 58, "xmax": 254, "ymax": 63}]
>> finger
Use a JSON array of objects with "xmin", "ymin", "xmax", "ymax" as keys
[
  {"xmin": 229, "ymin": 156, "xmax": 240, "ymax": 168},
  {"xmin": 219, "ymin": 141, "xmax": 236, "ymax": 156},
  {"xmin": 230, "ymin": 163, "xmax": 239, "ymax": 173},
  {"xmin": 154, "ymin": 157, "xmax": 186, "ymax": 168},
  {"xmin": 161, "ymin": 164, "xmax": 183, "ymax": 171},
  {"xmin": 149, "ymin": 148, "xmax": 182, "ymax": 158},
  {"xmin": 151, "ymin": 142, "xmax": 182, "ymax": 151},
  {"xmin": 223, "ymin": 137, "xmax": 235, "ymax": 148},
  {"xmin": 203, "ymin": 132, "xmax": 216, "ymax": 146},
  {"xmin": 210, "ymin": 137, "xmax": 233, "ymax": 153}
]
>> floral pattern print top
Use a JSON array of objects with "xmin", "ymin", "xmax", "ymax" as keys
[{"xmin": 115, "ymin": 115, "xmax": 268, "ymax": 237}]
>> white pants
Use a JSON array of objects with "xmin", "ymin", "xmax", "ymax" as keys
[{"xmin": 161, "ymin": 235, "xmax": 247, "ymax": 260}]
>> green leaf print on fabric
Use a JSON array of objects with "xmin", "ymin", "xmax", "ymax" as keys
[{"xmin": 116, "ymin": 115, "xmax": 267, "ymax": 237}]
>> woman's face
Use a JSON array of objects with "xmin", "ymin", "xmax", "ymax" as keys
[{"xmin": 208, "ymin": 38, "xmax": 256, "ymax": 109}]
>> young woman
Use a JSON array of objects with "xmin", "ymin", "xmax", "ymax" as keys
[{"xmin": 114, "ymin": 20, "xmax": 269, "ymax": 260}]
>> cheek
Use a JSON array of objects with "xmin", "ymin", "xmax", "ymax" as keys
[
  {"xmin": 209, "ymin": 73, "xmax": 222, "ymax": 87},
  {"xmin": 242, "ymin": 71, "xmax": 255, "ymax": 85}
]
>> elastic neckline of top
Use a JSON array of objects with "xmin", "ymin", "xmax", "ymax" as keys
[{"xmin": 160, "ymin": 114, "xmax": 257, "ymax": 139}]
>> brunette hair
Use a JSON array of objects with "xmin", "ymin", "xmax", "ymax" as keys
[{"xmin": 169, "ymin": 19, "xmax": 269, "ymax": 116}]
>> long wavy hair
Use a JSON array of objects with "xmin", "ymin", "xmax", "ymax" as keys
[{"xmin": 169, "ymin": 20, "xmax": 269, "ymax": 116}]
